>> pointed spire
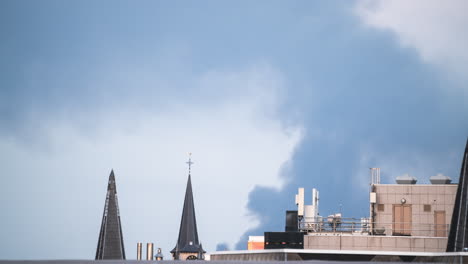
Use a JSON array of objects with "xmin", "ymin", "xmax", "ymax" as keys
[
  {"xmin": 108, "ymin": 169, "xmax": 116, "ymax": 191},
  {"xmin": 95, "ymin": 170, "xmax": 126, "ymax": 259},
  {"xmin": 447, "ymin": 138, "xmax": 468, "ymax": 252},
  {"xmin": 171, "ymin": 155, "xmax": 205, "ymax": 259}
]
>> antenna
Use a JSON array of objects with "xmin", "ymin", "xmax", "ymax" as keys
[
  {"xmin": 295, "ymin": 188, "xmax": 304, "ymax": 217},
  {"xmin": 370, "ymin": 168, "xmax": 380, "ymax": 185}
]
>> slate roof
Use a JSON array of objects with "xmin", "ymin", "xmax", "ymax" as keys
[
  {"xmin": 171, "ymin": 174, "xmax": 205, "ymax": 256},
  {"xmin": 95, "ymin": 170, "xmax": 126, "ymax": 260},
  {"xmin": 447, "ymin": 138, "xmax": 468, "ymax": 252}
]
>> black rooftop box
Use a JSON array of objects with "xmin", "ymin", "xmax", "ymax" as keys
[
  {"xmin": 285, "ymin": 210, "xmax": 298, "ymax": 232},
  {"xmin": 264, "ymin": 231, "xmax": 304, "ymax": 249}
]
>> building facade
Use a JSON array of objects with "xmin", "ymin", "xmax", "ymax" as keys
[{"xmin": 303, "ymin": 180, "xmax": 457, "ymax": 252}]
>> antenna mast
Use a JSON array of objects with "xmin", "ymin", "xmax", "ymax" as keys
[{"xmin": 370, "ymin": 168, "xmax": 380, "ymax": 185}]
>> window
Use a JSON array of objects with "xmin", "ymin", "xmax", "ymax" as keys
[
  {"xmin": 424, "ymin": 204, "xmax": 431, "ymax": 212},
  {"xmin": 377, "ymin": 204, "xmax": 385, "ymax": 212}
]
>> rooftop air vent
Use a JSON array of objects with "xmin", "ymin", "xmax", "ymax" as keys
[
  {"xmin": 396, "ymin": 174, "xmax": 417, "ymax": 184},
  {"xmin": 430, "ymin": 174, "xmax": 452, "ymax": 184}
]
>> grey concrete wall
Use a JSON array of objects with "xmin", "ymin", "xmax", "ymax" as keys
[{"xmin": 304, "ymin": 234, "xmax": 448, "ymax": 252}]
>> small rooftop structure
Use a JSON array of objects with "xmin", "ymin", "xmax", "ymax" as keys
[
  {"xmin": 430, "ymin": 174, "xmax": 452, "ymax": 184},
  {"xmin": 248, "ymin": 236, "xmax": 265, "ymax": 250},
  {"xmin": 395, "ymin": 174, "xmax": 417, "ymax": 184}
]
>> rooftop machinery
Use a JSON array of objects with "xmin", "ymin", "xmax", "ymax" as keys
[
  {"xmin": 295, "ymin": 187, "xmax": 370, "ymax": 234},
  {"xmin": 295, "ymin": 188, "xmax": 321, "ymax": 232}
]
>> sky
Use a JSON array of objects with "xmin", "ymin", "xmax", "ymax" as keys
[{"xmin": 0, "ymin": 0, "xmax": 467, "ymax": 260}]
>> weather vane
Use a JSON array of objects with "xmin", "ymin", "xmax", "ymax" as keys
[{"xmin": 186, "ymin": 152, "xmax": 194, "ymax": 175}]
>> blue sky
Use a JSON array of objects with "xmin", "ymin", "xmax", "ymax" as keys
[{"xmin": 0, "ymin": 0, "xmax": 467, "ymax": 259}]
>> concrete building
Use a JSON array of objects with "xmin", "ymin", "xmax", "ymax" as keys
[{"xmin": 303, "ymin": 175, "xmax": 457, "ymax": 253}]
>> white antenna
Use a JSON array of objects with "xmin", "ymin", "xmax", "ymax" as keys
[
  {"xmin": 312, "ymin": 188, "xmax": 319, "ymax": 216},
  {"xmin": 370, "ymin": 168, "xmax": 380, "ymax": 185},
  {"xmin": 295, "ymin": 188, "xmax": 304, "ymax": 217}
]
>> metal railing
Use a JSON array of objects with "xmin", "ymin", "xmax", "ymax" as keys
[{"xmin": 300, "ymin": 217, "xmax": 450, "ymax": 237}]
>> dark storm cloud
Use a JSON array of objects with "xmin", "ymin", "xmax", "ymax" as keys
[{"xmin": 234, "ymin": 2, "xmax": 468, "ymax": 249}]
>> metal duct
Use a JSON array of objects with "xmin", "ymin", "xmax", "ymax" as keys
[
  {"xmin": 137, "ymin": 243, "xmax": 142, "ymax": 260},
  {"xmin": 147, "ymin": 243, "xmax": 154, "ymax": 260}
]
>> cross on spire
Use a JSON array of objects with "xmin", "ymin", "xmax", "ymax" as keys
[{"xmin": 186, "ymin": 153, "xmax": 194, "ymax": 175}]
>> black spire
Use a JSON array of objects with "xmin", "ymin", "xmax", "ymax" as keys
[
  {"xmin": 447, "ymin": 138, "xmax": 468, "ymax": 252},
  {"xmin": 171, "ymin": 156, "xmax": 205, "ymax": 259},
  {"xmin": 95, "ymin": 170, "xmax": 126, "ymax": 260}
]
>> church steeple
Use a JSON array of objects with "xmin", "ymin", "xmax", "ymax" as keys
[
  {"xmin": 447, "ymin": 138, "xmax": 468, "ymax": 252},
  {"xmin": 171, "ymin": 155, "xmax": 205, "ymax": 260},
  {"xmin": 95, "ymin": 170, "xmax": 126, "ymax": 260}
]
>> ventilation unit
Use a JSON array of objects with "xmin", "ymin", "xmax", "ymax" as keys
[
  {"xmin": 430, "ymin": 174, "xmax": 452, "ymax": 184},
  {"xmin": 395, "ymin": 174, "xmax": 417, "ymax": 184}
]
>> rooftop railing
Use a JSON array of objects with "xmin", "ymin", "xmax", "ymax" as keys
[{"xmin": 300, "ymin": 217, "xmax": 449, "ymax": 237}]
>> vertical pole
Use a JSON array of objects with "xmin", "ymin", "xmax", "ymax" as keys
[
  {"xmin": 137, "ymin": 242, "xmax": 142, "ymax": 260},
  {"xmin": 369, "ymin": 168, "xmax": 380, "ymax": 235},
  {"xmin": 147, "ymin": 243, "xmax": 154, "ymax": 260}
]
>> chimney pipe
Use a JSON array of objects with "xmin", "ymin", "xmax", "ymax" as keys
[
  {"xmin": 147, "ymin": 243, "xmax": 154, "ymax": 260},
  {"xmin": 137, "ymin": 242, "xmax": 142, "ymax": 260}
]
